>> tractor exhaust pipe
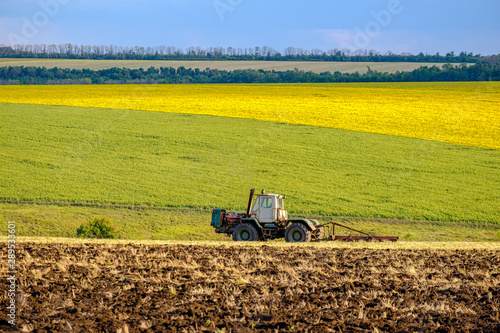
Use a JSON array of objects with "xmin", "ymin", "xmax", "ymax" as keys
[{"xmin": 246, "ymin": 188, "xmax": 255, "ymax": 218}]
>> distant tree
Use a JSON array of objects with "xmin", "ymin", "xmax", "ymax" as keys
[
  {"xmin": 477, "ymin": 55, "xmax": 500, "ymax": 68},
  {"xmin": 1, "ymin": 61, "xmax": 498, "ymax": 85}
]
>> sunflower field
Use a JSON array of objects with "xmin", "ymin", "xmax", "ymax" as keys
[{"xmin": 0, "ymin": 82, "xmax": 498, "ymax": 149}]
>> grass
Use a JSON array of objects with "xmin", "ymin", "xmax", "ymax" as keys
[
  {"xmin": 0, "ymin": 203, "xmax": 498, "ymax": 242},
  {"xmin": 0, "ymin": 58, "xmax": 459, "ymax": 74},
  {"xmin": 1, "ymin": 103, "xmax": 499, "ymax": 225},
  {"xmin": 1, "ymin": 82, "xmax": 498, "ymax": 149},
  {"xmin": 0, "ymin": 203, "xmax": 225, "ymax": 241}
]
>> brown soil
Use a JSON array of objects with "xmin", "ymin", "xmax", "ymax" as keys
[{"xmin": 1, "ymin": 243, "xmax": 499, "ymax": 332}]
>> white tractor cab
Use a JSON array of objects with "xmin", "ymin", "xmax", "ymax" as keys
[{"xmin": 250, "ymin": 190, "xmax": 288, "ymax": 223}]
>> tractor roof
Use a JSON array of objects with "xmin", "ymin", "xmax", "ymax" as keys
[{"xmin": 256, "ymin": 193, "xmax": 285, "ymax": 198}]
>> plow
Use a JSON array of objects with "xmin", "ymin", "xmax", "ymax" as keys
[
  {"xmin": 318, "ymin": 221, "xmax": 398, "ymax": 242},
  {"xmin": 210, "ymin": 188, "xmax": 398, "ymax": 242}
]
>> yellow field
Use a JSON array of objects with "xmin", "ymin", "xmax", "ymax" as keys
[{"xmin": 0, "ymin": 82, "xmax": 498, "ymax": 149}]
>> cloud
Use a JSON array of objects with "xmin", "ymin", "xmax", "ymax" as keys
[
  {"xmin": 0, "ymin": 16, "xmax": 36, "ymax": 45},
  {"xmin": 313, "ymin": 29, "xmax": 354, "ymax": 46}
]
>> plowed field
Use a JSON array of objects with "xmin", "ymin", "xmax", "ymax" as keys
[{"xmin": 2, "ymin": 243, "xmax": 499, "ymax": 332}]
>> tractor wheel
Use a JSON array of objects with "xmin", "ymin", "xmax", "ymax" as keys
[
  {"xmin": 232, "ymin": 223, "xmax": 259, "ymax": 242},
  {"xmin": 316, "ymin": 227, "xmax": 325, "ymax": 241},
  {"xmin": 285, "ymin": 223, "xmax": 311, "ymax": 242}
]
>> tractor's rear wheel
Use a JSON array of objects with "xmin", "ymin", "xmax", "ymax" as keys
[
  {"xmin": 232, "ymin": 223, "xmax": 259, "ymax": 242},
  {"xmin": 316, "ymin": 226, "xmax": 325, "ymax": 241},
  {"xmin": 285, "ymin": 223, "xmax": 311, "ymax": 242}
]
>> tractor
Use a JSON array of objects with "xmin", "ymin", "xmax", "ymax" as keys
[{"xmin": 210, "ymin": 188, "xmax": 398, "ymax": 242}]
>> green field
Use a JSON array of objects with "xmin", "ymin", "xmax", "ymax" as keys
[
  {"xmin": 1, "ymin": 203, "xmax": 498, "ymax": 241},
  {"xmin": 1, "ymin": 102, "xmax": 499, "ymax": 241},
  {"xmin": 0, "ymin": 203, "xmax": 224, "ymax": 241},
  {"xmin": 0, "ymin": 58, "xmax": 457, "ymax": 74}
]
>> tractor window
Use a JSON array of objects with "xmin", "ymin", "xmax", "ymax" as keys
[
  {"xmin": 251, "ymin": 197, "xmax": 260, "ymax": 212},
  {"xmin": 277, "ymin": 198, "xmax": 284, "ymax": 209},
  {"xmin": 261, "ymin": 197, "xmax": 273, "ymax": 208}
]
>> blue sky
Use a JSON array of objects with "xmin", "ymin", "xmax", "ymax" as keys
[{"xmin": 1, "ymin": 0, "xmax": 499, "ymax": 55}]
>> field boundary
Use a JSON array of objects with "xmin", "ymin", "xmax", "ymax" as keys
[
  {"xmin": 0, "ymin": 198, "xmax": 183, "ymax": 211},
  {"xmin": 2, "ymin": 237, "xmax": 499, "ymax": 250},
  {"xmin": 1, "ymin": 200, "xmax": 497, "ymax": 227},
  {"xmin": 0, "ymin": 58, "xmax": 462, "ymax": 74}
]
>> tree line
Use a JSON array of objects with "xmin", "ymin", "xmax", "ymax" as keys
[
  {"xmin": 1, "ymin": 60, "xmax": 499, "ymax": 85},
  {"xmin": 0, "ymin": 44, "xmax": 482, "ymax": 63}
]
